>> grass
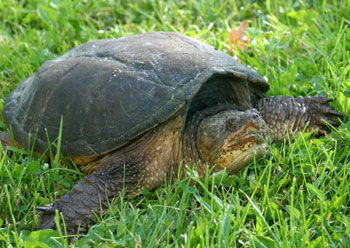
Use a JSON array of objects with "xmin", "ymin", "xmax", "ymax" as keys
[{"xmin": 0, "ymin": 0, "xmax": 350, "ymax": 247}]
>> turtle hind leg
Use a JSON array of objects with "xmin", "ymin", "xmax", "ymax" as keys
[
  {"xmin": 38, "ymin": 157, "xmax": 145, "ymax": 234},
  {"xmin": 254, "ymin": 96, "xmax": 343, "ymax": 141}
]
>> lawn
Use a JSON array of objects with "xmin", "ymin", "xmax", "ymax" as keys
[{"xmin": 0, "ymin": 0, "xmax": 350, "ymax": 247}]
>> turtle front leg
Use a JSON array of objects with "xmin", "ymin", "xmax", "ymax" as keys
[
  {"xmin": 38, "ymin": 159, "xmax": 143, "ymax": 233},
  {"xmin": 254, "ymin": 96, "xmax": 343, "ymax": 141}
]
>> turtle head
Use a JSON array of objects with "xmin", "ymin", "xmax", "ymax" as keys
[{"xmin": 196, "ymin": 109, "xmax": 269, "ymax": 173}]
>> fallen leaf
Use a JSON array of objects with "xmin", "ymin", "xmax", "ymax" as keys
[{"xmin": 227, "ymin": 20, "xmax": 250, "ymax": 52}]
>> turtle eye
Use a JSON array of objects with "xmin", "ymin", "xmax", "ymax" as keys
[{"xmin": 226, "ymin": 118, "xmax": 239, "ymax": 131}]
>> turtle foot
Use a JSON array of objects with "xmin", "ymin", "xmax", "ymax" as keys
[
  {"xmin": 255, "ymin": 96, "xmax": 343, "ymax": 140},
  {"xmin": 306, "ymin": 97, "xmax": 343, "ymax": 135},
  {"xmin": 37, "ymin": 204, "xmax": 57, "ymax": 230},
  {"xmin": 37, "ymin": 154, "xmax": 143, "ymax": 234},
  {"xmin": 37, "ymin": 202, "xmax": 89, "ymax": 234},
  {"xmin": 37, "ymin": 173, "xmax": 113, "ymax": 234}
]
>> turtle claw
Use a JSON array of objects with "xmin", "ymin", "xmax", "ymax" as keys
[
  {"xmin": 315, "ymin": 97, "xmax": 333, "ymax": 104},
  {"xmin": 37, "ymin": 203, "xmax": 80, "ymax": 234},
  {"xmin": 37, "ymin": 204, "xmax": 55, "ymax": 213},
  {"xmin": 328, "ymin": 109, "xmax": 343, "ymax": 117},
  {"xmin": 37, "ymin": 204, "xmax": 58, "ymax": 230},
  {"xmin": 308, "ymin": 97, "xmax": 343, "ymax": 135},
  {"xmin": 321, "ymin": 117, "xmax": 339, "ymax": 127},
  {"xmin": 320, "ymin": 105, "xmax": 343, "ymax": 118}
]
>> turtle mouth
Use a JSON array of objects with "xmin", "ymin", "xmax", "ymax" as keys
[
  {"xmin": 214, "ymin": 132, "xmax": 267, "ymax": 172},
  {"xmin": 213, "ymin": 115, "xmax": 269, "ymax": 172},
  {"xmin": 228, "ymin": 118, "xmax": 269, "ymax": 147},
  {"xmin": 229, "ymin": 134, "xmax": 261, "ymax": 149},
  {"xmin": 225, "ymin": 131, "xmax": 265, "ymax": 152}
]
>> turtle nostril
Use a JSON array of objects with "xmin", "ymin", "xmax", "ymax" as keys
[{"xmin": 252, "ymin": 113, "xmax": 259, "ymax": 120}]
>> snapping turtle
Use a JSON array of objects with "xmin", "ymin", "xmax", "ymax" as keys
[{"xmin": 1, "ymin": 32, "xmax": 342, "ymax": 232}]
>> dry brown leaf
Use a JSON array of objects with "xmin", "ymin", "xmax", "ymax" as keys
[{"xmin": 228, "ymin": 20, "xmax": 250, "ymax": 52}]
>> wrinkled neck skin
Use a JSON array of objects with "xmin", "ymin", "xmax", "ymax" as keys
[{"xmin": 184, "ymin": 103, "xmax": 270, "ymax": 175}]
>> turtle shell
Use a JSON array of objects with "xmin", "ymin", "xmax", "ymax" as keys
[{"xmin": 3, "ymin": 32, "xmax": 268, "ymax": 156}]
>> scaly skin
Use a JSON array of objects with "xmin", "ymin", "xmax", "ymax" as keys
[
  {"xmin": 254, "ymin": 96, "xmax": 342, "ymax": 140},
  {"xmin": 35, "ymin": 96, "xmax": 342, "ymax": 234},
  {"xmin": 38, "ymin": 157, "xmax": 144, "ymax": 233}
]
